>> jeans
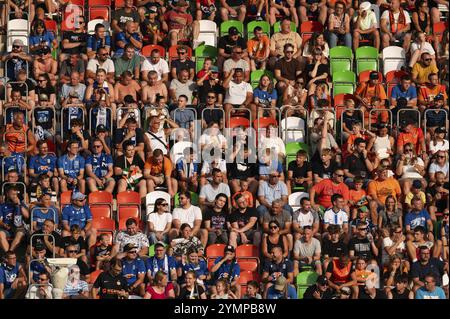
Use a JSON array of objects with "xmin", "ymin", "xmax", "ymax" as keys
[
  {"xmin": 148, "ymin": 232, "xmax": 169, "ymax": 245},
  {"xmin": 329, "ymin": 32, "xmax": 352, "ymax": 48}
]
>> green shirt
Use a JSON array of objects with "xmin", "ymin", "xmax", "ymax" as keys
[{"xmin": 114, "ymin": 55, "xmax": 142, "ymax": 78}]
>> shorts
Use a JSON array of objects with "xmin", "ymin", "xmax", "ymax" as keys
[
  {"xmin": 0, "ymin": 228, "xmax": 13, "ymax": 238},
  {"xmin": 4, "ymin": 287, "xmax": 15, "ymax": 299}
]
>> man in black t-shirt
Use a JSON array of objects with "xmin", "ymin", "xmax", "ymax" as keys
[
  {"xmin": 197, "ymin": 68, "xmax": 225, "ymax": 105},
  {"xmin": 217, "ymin": 27, "xmax": 248, "ymax": 70},
  {"xmin": 92, "ymin": 258, "xmax": 129, "ymax": 299},
  {"xmin": 114, "ymin": 117, "xmax": 146, "ymax": 160},
  {"xmin": 348, "ymin": 222, "xmax": 378, "ymax": 262},
  {"xmin": 30, "ymin": 219, "xmax": 63, "ymax": 258},
  {"xmin": 228, "ymin": 193, "xmax": 261, "ymax": 247},
  {"xmin": 274, "ymin": 43, "xmax": 302, "ymax": 95},
  {"xmin": 61, "ymin": 16, "xmax": 87, "ymax": 60},
  {"xmin": 426, "ymin": 171, "xmax": 449, "ymax": 213},
  {"xmin": 287, "ymin": 150, "xmax": 312, "ymax": 193},
  {"xmin": 321, "ymin": 225, "xmax": 348, "ymax": 271},
  {"xmin": 204, "ymin": 193, "xmax": 230, "ymax": 245},
  {"xmin": 170, "ymin": 46, "xmax": 195, "ymax": 80},
  {"xmin": 311, "ymin": 148, "xmax": 338, "ymax": 183},
  {"xmin": 61, "ymin": 225, "xmax": 89, "ymax": 263},
  {"xmin": 227, "ymin": 144, "xmax": 259, "ymax": 195},
  {"xmin": 343, "ymin": 137, "xmax": 373, "ymax": 187},
  {"xmin": 114, "ymin": 141, "xmax": 147, "ymax": 197},
  {"xmin": 112, "ymin": 0, "xmax": 140, "ymax": 33}
]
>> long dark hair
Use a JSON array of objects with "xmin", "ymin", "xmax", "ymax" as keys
[
  {"xmin": 153, "ymin": 198, "xmax": 167, "ymax": 213},
  {"xmin": 31, "ymin": 19, "xmax": 47, "ymax": 36}
]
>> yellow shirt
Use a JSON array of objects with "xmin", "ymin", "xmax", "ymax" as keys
[
  {"xmin": 405, "ymin": 191, "xmax": 426, "ymax": 205},
  {"xmin": 412, "ymin": 62, "xmax": 439, "ymax": 85}
]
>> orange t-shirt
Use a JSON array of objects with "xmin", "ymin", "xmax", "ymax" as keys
[
  {"xmin": 349, "ymin": 189, "xmax": 367, "ymax": 205},
  {"xmin": 367, "ymin": 177, "xmax": 401, "ymax": 204},
  {"xmin": 397, "ymin": 127, "xmax": 424, "ymax": 154},
  {"xmin": 144, "ymin": 156, "xmax": 173, "ymax": 176},
  {"xmin": 312, "ymin": 179, "xmax": 350, "ymax": 208},
  {"xmin": 418, "ymin": 84, "xmax": 448, "ymax": 103},
  {"xmin": 355, "ymin": 83, "xmax": 387, "ymax": 101},
  {"xmin": 247, "ymin": 35, "xmax": 270, "ymax": 59}
]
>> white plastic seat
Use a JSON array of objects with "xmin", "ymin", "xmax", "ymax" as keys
[
  {"xmin": 145, "ymin": 191, "xmax": 171, "ymax": 216},
  {"xmin": 7, "ymin": 35, "xmax": 29, "ymax": 52},
  {"xmin": 382, "ymin": 46, "xmax": 406, "ymax": 75},
  {"xmin": 170, "ymin": 141, "xmax": 195, "ymax": 165},
  {"xmin": 281, "ymin": 117, "xmax": 305, "ymax": 143},
  {"xmin": 7, "ymin": 19, "xmax": 29, "ymax": 33},
  {"xmin": 288, "ymin": 192, "xmax": 309, "ymax": 212},
  {"xmin": 87, "ymin": 19, "xmax": 111, "ymax": 35},
  {"xmin": 198, "ymin": 20, "xmax": 218, "ymax": 47}
]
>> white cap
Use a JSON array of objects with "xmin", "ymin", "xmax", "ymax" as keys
[{"xmin": 360, "ymin": 1, "xmax": 371, "ymax": 11}]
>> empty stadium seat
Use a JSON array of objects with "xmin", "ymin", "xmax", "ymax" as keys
[
  {"xmin": 355, "ymin": 46, "xmax": 379, "ymax": 75},
  {"xmin": 117, "ymin": 191, "xmax": 141, "ymax": 220},
  {"xmin": 296, "ymin": 271, "xmax": 318, "ymax": 299},
  {"xmin": 382, "ymin": 46, "xmax": 406, "ymax": 76},
  {"xmin": 332, "ymin": 70, "xmax": 356, "ymax": 96},
  {"xmin": 281, "ymin": 117, "xmax": 306, "ymax": 144},
  {"xmin": 198, "ymin": 20, "xmax": 218, "ymax": 47},
  {"xmin": 330, "ymin": 46, "xmax": 353, "ymax": 74}
]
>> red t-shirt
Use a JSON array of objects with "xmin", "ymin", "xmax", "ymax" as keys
[
  {"xmin": 164, "ymin": 10, "xmax": 193, "ymax": 31},
  {"xmin": 312, "ymin": 179, "xmax": 350, "ymax": 208},
  {"xmin": 145, "ymin": 282, "xmax": 174, "ymax": 299}
]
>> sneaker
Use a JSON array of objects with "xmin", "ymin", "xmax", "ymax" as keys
[{"xmin": 256, "ymin": 16, "xmax": 263, "ymax": 21}]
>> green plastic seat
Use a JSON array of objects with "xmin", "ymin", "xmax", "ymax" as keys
[
  {"xmin": 247, "ymin": 20, "xmax": 271, "ymax": 39},
  {"xmin": 355, "ymin": 46, "xmax": 379, "ymax": 75},
  {"xmin": 174, "ymin": 191, "xmax": 199, "ymax": 207},
  {"xmin": 329, "ymin": 46, "xmax": 353, "ymax": 74},
  {"xmin": 332, "ymin": 70, "xmax": 356, "ymax": 97},
  {"xmin": 195, "ymin": 45, "xmax": 218, "ymax": 73},
  {"xmin": 250, "ymin": 70, "xmax": 274, "ymax": 89},
  {"xmin": 220, "ymin": 20, "xmax": 244, "ymax": 37},
  {"xmin": 296, "ymin": 271, "xmax": 319, "ymax": 299},
  {"xmin": 273, "ymin": 21, "xmax": 296, "ymax": 33}
]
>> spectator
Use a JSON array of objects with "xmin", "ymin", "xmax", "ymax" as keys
[
  {"xmin": 293, "ymin": 226, "xmax": 322, "ymax": 275},
  {"xmin": 261, "ymin": 220, "xmax": 289, "ymax": 260},
  {"xmin": 30, "ymin": 192, "xmax": 58, "ymax": 230},
  {"xmin": 325, "ymin": 253, "xmax": 357, "ymax": 298},
  {"xmin": 229, "ymin": 193, "xmax": 260, "ymax": 247},
  {"xmin": 87, "ymin": 23, "xmax": 111, "ymax": 59},
  {"xmin": 310, "ymin": 168, "xmax": 350, "ymax": 212},
  {"xmin": 92, "ymin": 233, "xmax": 112, "ymax": 270},
  {"xmin": 140, "ymin": 6, "xmax": 164, "ymax": 46},
  {"xmin": 121, "ymin": 243, "xmax": 146, "ymax": 297},
  {"xmin": 196, "ymin": 67, "xmax": 224, "ymax": 106},
  {"xmin": 33, "ymin": 46, "xmax": 57, "ymax": 86},
  {"xmin": 57, "ymin": 140, "xmax": 86, "ymax": 193},
  {"xmin": 223, "ymin": 46, "xmax": 250, "ymax": 82},
  {"xmin": 91, "ymin": 258, "xmax": 129, "ymax": 299},
  {"xmin": 303, "ymin": 275, "xmax": 334, "ymax": 299},
  {"xmin": 349, "ymin": 222, "xmax": 378, "ymax": 261},
  {"xmin": 378, "ymin": 195, "xmax": 403, "ymax": 230},
  {"xmin": 292, "ymin": 198, "xmax": 320, "ymax": 240},
  {"xmin": 405, "ymin": 197, "xmax": 433, "ymax": 234},
  {"xmin": 143, "ymin": 270, "xmax": 176, "ymax": 299},
  {"xmin": 141, "ymin": 49, "xmax": 170, "ymax": 84},
  {"xmin": 146, "ymin": 242, "xmax": 178, "ymax": 284},
  {"xmin": 178, "ymin": 270, "xmax": 207, "ymax": 299},
  {"xmin": 415, "ymin": 273, "xmax": 447, "ymax": 299},
  {"xmin": 85, "ymin": 138, "xmax": 115, "ymax": 193},
  {"xmin": 112, "ymin": 218, "xmax": 149, "ymax": 259},
  {"xmin": 247, "ymin": 26, "xmax": 270, "ymax": 71},
  {"xmin": 203, "ymin": 193, "xmax": 230, "ymax": 245},
  {"xmin": 299, "ymin": 0, "xmax": 327, "ymax": 25},
  {"xmin": 386, "ymin": 273, "xmax": 413, "ymax": 299},
  {"xmin": 147, "ymin": 198, "xmax": 172, "ymax": 245},
  {"xmin": 169, "ymin": 69, "xmax": 197, "ymax": 105},
  {"xmin": 60, "ymin": 16, "xmax": 87, "ymax": 62},
  {"xmin": 242, "ymin": 280, "xmax": 262, "ymax": 299},
  {"xmin": 274, "ymin": 43, "xmax": 303, "ymax": 95},
  {"xmin": 428, "ymin": 150, "xmax": 449, "ymax": 183},
  {"xmin": 144, "ymin": 149, "xmax": 177, "ymax": 196},
  {"xmin": 59, "ymin": 53, "xmax": 86, "ymax": 85},
  {"xmin": 1, "ymin": 39, "xmax": 33, "ymax": 82},
  {"xmin": 86, "ymin": 48, "xmax": 115, "ymax": 85},
  {"xmin": 380, "ymin": 0, "xmax": 412, "ymax": 51},
  {"xmin": 327, "ymin": 1, "xmax": 351, "ymax": 48},
  {"xmin": 412, "ymin": 52, "xmax": 439, "ymax": 85},
  {"xmin": 223, "ymin": 68, "xmax": 254, "ymax": 126},
  {"xmin": 219, "ymin": 0, "xmax": 246, "ymax": 22},
  {"xmin": 29, "ymin": 19, "xmax": 57, "ymax": 55},
  {"xmin": 111, "ymin": 0, "xmax": 140, "ymax": 33},
  {"xmin": 62, "ymin": 265, "xmax": 89, "ymax": 299},
  {"xmin": 164, "ymin": 0, "xmax": 197, "ymax": 47},
  {"xmin": 322, "ymin": 224, "xmax": 348, "ymax": 270},
  {"xmin": 171, "ymin": 46, "xmax": 195, "ymax": 80},
  {"xmin": 265, "ymin": 275, "xmax": 297, "ymax": 299},
  {"xmin": 257, "ymin": 171, "xmax": 289, "ymax": 217},
  {"xmin": 114, "ymin": 44, "xmax": 141, "ymax": 80},
  {"xmin": 0, "ymin": 251, "xmax": 27, "ymax": 299},
  {"xmin": 218, "ymin": 26, "xmax": 248, "ymax": 70},
  {"xmin": 352, "ymin": 2, "xmax": 379, "ymax": 51},
  {"xmin": 411, "ymin": 246, "xmax": 446, "ymax": 292},
  {"xmin": 409, "ymin": 31, "xmax": 436, "ymax": 69},
  {"xmin": 418, "ymin": 73, "xmax": 448, "ymax": 112},
  {"xmin": 199, "ymin": 168, "xmax": 231, "ymax": 210},
  {"xmin": 142, "ymin": 71, "xmax": 169, "ymax": 104},
  {"xmin": 2, "ymin": 111, "xmax": 36, "ymax": 155},
  {"xmin": 343, "ymin": 137, "xmax": 374, "ymax": 187}
]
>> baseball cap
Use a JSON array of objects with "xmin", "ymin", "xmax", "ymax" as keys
[
  {"xmin": 210, "ymin": 65, "xmax": 219, "ymax": 73},
  {"xmin": 154, "ymin": 241, "xmax": 166, "ymax": 249},
  {"xmin": 359, "ymin": 1, "xmax": 371, "ymax": 11},
  {"xmin": 317, "ymin": 275, "xmax": 328, "ymax": 286},
  {"xmin": 71, "ymin": 192, "xmax": 87, "ymax": 201},
  {"xmin": 124, "ymin": 94, "xmax": 136, "ymax": 104},
  {"xmin": 274, "ymin": 276, "xmax": 287, "ymax": 291},
  {"xmin": 124, "ymin": 243, "xmax": 138, "ymax": 252},
  {"xmin": 412, "ymin": 179, "xmax": 422, "ymax": 189},
  {"xmin": 12, "ymin": 39, "xmax": 24, "ymax": 46},
  {"xmin": 96, "ymin": 124, "xmax": 107, "ymax": 133},
  {"xmin": 358, "ymin": 206, "xmax": 368, "ymax": 213},
  {"xmin": 434, "ymin": 94, "xmax": 444, "ymax": 101},
  {"xmin": 435, "ymin": 126, "xmax": 447, "ymax": 134},
  {"xmin": 229, "ymin": 27, "xmax": 239, "ymax": 36},
  {"xmin": 40, "ymin": 46, "xmax": 51, "ymax": 54},
  {"xmin": 369, "ymin": 71, "xmax": 379, "ymax": 80},
  {"xmin": 224, "ymin": 245, "xmax": 235, "ymax": 254},
  {"xmin": 34, "ymin": 243, "xmax": 46, "ymax": 251},
  {"xmin": 148, "ymin": 6, "xmax": 158, "ymax": 13}
]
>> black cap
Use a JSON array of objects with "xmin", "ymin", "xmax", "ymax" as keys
[
  {"xmin": 435, "ymin": 126, "xmax": 447, "ymax": 134},
  {"xmin": 96, "ymin": 124, "xmax": 107, "ymax": 133},
  {"xmin": 317, "ymin": 275, "xmax": 328, "ymax": 286},
  {"xmin": 124, "ymin": 95, "xmax": 136, "ymax": 104},
  {"xmin": 434, "ymin": 94, "xmax": 444, "ymax": 101},
  {"xmin": 34, "ymin": 243, "xmax": 46, "ymax": 251},
  {"xmin": 229, "ymin": 27, "xmax": 239, "ymax": 36},
  {"xmin": 369, "ymin": 71, "xmax": 379, "ymax": 80},
  {"xmin": 123, "ymin": 243, "xmax": 138, "ymax": 252},
  {"xmin": 224, "ymin": 245, "xmax": 235, "ymax": 253}
]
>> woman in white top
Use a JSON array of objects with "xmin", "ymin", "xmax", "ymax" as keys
[
  {"xmin": 396, "ymin": 142, "xmax": 426, "ymax": 195},
  {"xmin": 302, "ymin": 32, "xmax": 330, "ymax": 63},
  {"xmin": 259, "ymin": 124, "xmax": 286, "ymax": 159},
  {"xmin": 408, "ymin": 31, "xmax": 436, "ymax": 68},
  {"xmin": 428, "ymin": 127, "xmax": 449, "ymax": 155},
  {"xmin": 381, "ymin": 225, "xmax": 406, "ymax": 267},
  {"xmin": 367, "ymin": 123, "xmax": 395, "ymax": 165},
  {"xmin": 428, "ymin": 150, "xmax": 449, "ymax": 183},
  {"xmin": 147, "ymin": 198, "xmax": 173, "ymax": 245}
]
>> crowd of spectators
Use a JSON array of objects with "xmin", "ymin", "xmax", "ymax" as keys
[{"xmin": 0, "ymin": 0, "xmax": 448, "ymax": 300}]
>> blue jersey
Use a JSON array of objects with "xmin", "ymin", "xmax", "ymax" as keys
[
  {"xmin": 182, "ymin": 260, "xmax": 208, "ymax": 278},
  {"xmin": 391, "ymin": 84, "xmax": 417, "ymax": 101},
  {"xmin": 85, "ymin": 152, "xmax": 113, "ymax": 178},
  {"xmin": 122, "ymin": 258, "xmax": 146, "ymax": 286},
  {"xmin": 213, "ymin": 257, "xmax": 240, "ymax": 281},
  {"xmin": 253, "ymin": 88, "xmax": 278, "ymax": 107},
  {"xmin": 87, "ymin": 34, "xmax": 111, "ymax": 52},
  {"xmin": 176, "ymin": 158, "xmax": 200, "ymax": 178},
  {"xmin": 0, "ymin": 201, "xmax": 25, "ymax": 227},
  {"xmin": 146, "ymin": 255, "xmax": 177, "ymax": 280},
  {"xmin": 29, "ymin": 31, "xmax": 55, "ymax": 48},
  {"xmin": 61, "ymin": 204, "xmax": 92, "ymax": 229},
  {"xmin": 266, "ymin": 285, "xmax": 297, "ymax": 299},
  {"xmin": 415, "ymin": 286, "xmax": 446, "ymax": 299},
  {"xmin": 29, "ymin": 260, "xmax": 47, "ymax": 283},
  {"xmin": 405, "ymin": 209, "xmax": 431, "ymax": 231},
  {"xmin": 31, "ymin": 206, "xmax": 59, "ymax": 230},
  {"xmin": 2, "ymin": 153, "xmax": 26, "ymax": 176},
  {"xmin": 0, "ymin": 262, "xmax": 20, "ymax": 289},
  {"xmin": 29, "ymin": 154, "xmax": 57, "ymax": 175},
  {"xmin": 58, "ymin": 154, "xmax": 85, "ymax": 178}
]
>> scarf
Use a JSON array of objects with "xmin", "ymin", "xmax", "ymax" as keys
[
  {"xmin": 152, "ymin": 255, "xmax": 169, "ymax": 277},
  {"xmin": 389, "ymin": 8, "xmax": 406, "ymax": 33}
]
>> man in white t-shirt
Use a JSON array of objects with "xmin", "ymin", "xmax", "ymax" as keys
[
  {"xmin": 223, "ymin": 46, "xmax": 250, "ymax": 81},
  {"xmin": 380, "ymin": 0, "xmax": 412, "ymax": 51},
  {"xmin": 223, "ymin": 68, "xmax": 254, "ymax": 127},
  {"xmin": 292, "ymin": 198, "xmax": 320, "ymax": 240},
  {"xmin": 86, "ymin": 47, "xmax": 115, "ymax": 84},
  {"xmin": 323, "ymin": 194, "xmax": 349, "ymax": 237},
  {"xmin": 199, "ymin": 168, "xmax": 231, "ymax": 211},
  {"xmin": 353, "ymin": 1, "xmax": 380, "ymax": 51},
  {"xmin": 147, "ymin": 198, "xmax": 173, "ymax": 245},
  {"xmin": 169, "ymin": 191, "xmax": 207, "ymax": 246},
  {"xmin": 141, "ymin": 49, "xmax": 170, "ymax": 83}
]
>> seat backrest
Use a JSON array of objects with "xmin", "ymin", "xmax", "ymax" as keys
[
  {"xmin": 89, "ymin": 7, "xmax": 110, "ymax": 21},
  {"xmin": 382, "ymin": 46, "xmax": 405, "ymax": 60},
  {"xmin": 91, "ymin": 217, "xmax": 115, "ymax": 231},
  {"xmin": 332, "ymin": 70, "xmax": 356, "ymax": 83},
  {"xmin": 60, "ymin": 191, "xmax": 72, "ymax": 207},
  {"xmin": 88, "ymin": 191, "xmax": 113, "ymax": 205},
  {"xmin": 87, "ymin": 19, "xmax": 110, "ymax": 34},
  {"xmin": 252, "ymin": 117, "xmax": 278, "ymax": 129},
  {"xmin": 206, "ymin": 244, "xmax": 226, "ymax": 258},
  {"xmin": 117, "ymin": 191, "xmax": 141, "ymax": 205},
  {"xmin": 358, "ymin": 70, "xmax": 383, "ymax": 83},
  {"xmin": 356, "ymin": 46, "xmax": 378, "ymax": 59},
  {"xmin": 296, "ymin": 270, "xmax": 319, "ymax": 286},
  {"xmin": 194, "ymin": 44, "xmax": 218, "ymax": 58},
  {"xmin": 142, "ymin": 44, "xmax": 165, "ymax": 58},
  {"xmin": 170, "ymin": 141, "xmax": 194, "ymax": 164},
  {"xmin": 300, "ymin": 21, "xmax": 323, "ymax": 34},
  {"xmin": 247, "ymin": 20, "xmax": 271, "ymax": 38},
  {"xmin": 145, "ymin": 191, "xmax": 171, "ymax": 215},
  {"xmin": 288, "ymin": 192, "xmax": 309, "ymax": 208},
  {"xmin": 199, "ymin": 20, "xmax": 217, "ymax": 33},
  {"xmin": 220, "ymin": 20, "xmax": 244, "ymax": 36},
  {"xmin": 385, "ymin": 70, "xmax": 408, "ymax": 83},
  {"xmin": 274, "ymin": 21, "xmax": 296, "ymax": 33},
  {"xmin": 330, "ymin": 46, "xmax": 353, "ymax": 59},
  {"xmin": 228, "ymin": 116, "xmax": 250, "ymax": 128},
  {"xmin": 90, "ymin": 205, "xmax": 112, "ymax": 219},
  {"xmin": 89, "ymin": 0, "xmax": 111, "ymax": 5},
  {"xmin": 7, "ymin": 19, "xmax": 29, "ymax": 32},
  {"xmin": 235, "ymin": 244, "xmax": 259, "ymax": 258}
]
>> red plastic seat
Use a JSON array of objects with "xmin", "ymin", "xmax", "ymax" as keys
[
  {"xmin": 237, "ymin": 259, "xmax": 259, "ymax": 272},
  {"xmin": 89, "ymin": 7, "xmax": 110, "ymax": 21},
  {"xmin": 89, "ymin": 0, "xmax": 111, "ymax": 5},
  {"xmin": 44, "ymin": 19, "xmax": 57, "ymax": 34},
  {"xmin": 228, "ymin": 116, "xmax": 250, "ymax": 129},
  {"xmin": 115, "ymin": 0, "xmax": 126, "ymax": 8},
  {"xmin": 142, "ymin": 44, "xmax": 166, "ymax": 58},
  {"xmin": 236, "ymin": 244, "xmax": 259, "ymax": 258},
  {"xmin": 238, "ymin": 270, "xmax": 260, "ymax": 285},
  {"xmin": 89, "ymin": 191, "xmax": 113, "ymax": 205},
  {"xmin": 206, "ymin": 244, "xmax": 226, "ymax": 258},
  {"xmin": 68, "ymin": 0, "xmax": 85, "ymax": 6},
  {"xmin": 117, "ymin": 191, "xmax": 140, "ymax": 205},
  {"xmin": 433, "ymin": 22, "xmax": 448, "ymax": 42},
  {"xmin": 252, "ymin": 117, "xmax": 278, "ymax": 129},
  {"xmin": 90, "ymin": 205, "xmax": 112, "ymax": 218},
  {"xmin": 61, "ymin": 191, "xmax": 72, "ymax": 209},
  {"xmin": 118, "ymin": 206, "xmax": 140, "ymax": 220},
  {"xmin": 358, "ymin": 70, "xmax": 383, "ymax": 84},
  {"xmin": 91, "ymin": 217, "xmax": 116, "ymax": 231},
  {"xmin": 385, "ymin": 70, "xmax": 408, "ymax": 84},
  {"xmin": 117, "ymin": 191, "xmax": 141, "ymax": 220},
  {"xmin": 300, "ymin": 21, "xmax": 323, "ymax": 43},
  {"xmin": 88, "ymin": 269, "xmax": 103, "ymax": 284}
]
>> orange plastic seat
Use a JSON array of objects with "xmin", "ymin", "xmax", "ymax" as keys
[{"xmin": 142, "ymin": 44, "xmax": 166, "ymax": 58}]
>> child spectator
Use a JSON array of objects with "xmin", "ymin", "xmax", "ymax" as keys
[
  {"xmin": 93, "ymin": 233, "xmax": 113, "ymax": 271},
  {"xmin": 348, "ymin": 176, "xmax": 369, "ymax": 220},
  {"xmin": 231, "ymin": 179, "xmax": 254, "ymax": 208}
]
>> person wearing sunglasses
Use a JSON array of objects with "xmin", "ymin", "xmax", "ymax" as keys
[
  {"xmin": 33, "ymin": 46, "xmax": 58, "ymax": 87},
  {"xmin": 223, "ymin": 46, "xmax": 250, "ymax": 82},
  {"xmin": 147, "ymin": 198, "xmax": 173, "ymax": 245},
  {"xmin": 87, "ymin": 23, "xmax": 111, "ymax": 60},
  {"xmin": 60, "ymin": 16, "xmax": 87, "ymax": 63},
  {"xmin": 1, "ymin": 39, "xmax": 32, "ymax": 82},
  {"xmin": 428, "ymin": 151, "xmax": 449, "ymax": 184},
  {"xmin": 396, "ymin": 118, "xmax": 426, "ymax": 159},
  {"xmin": 62, "ymin": 264, "xmax": 89, "ymax": 299},
  {"xmin": 0, "ymin": 250, "xmax": 27, "ymax": 299},
  {"xmin": 396, "ymin": 142, "xmax": 426, "ymax": 196},
  {"xmin": 217, "ymin": 26, "xmax": 247, "ymax": 71},
  {"xmin": 121, "ymin": 243, "xmax": 146, "ymax": 297},
  {"xmin": 303, "ymin": 275, "xmax": 333, "ymax": 299},
  {"xmin": 25, "ymin": 271, "xmax": 54, "ymax": 299},
  {"xmin": 85, "ymin": 138, "xmax": 115, "ymax": 193},
  {"xmin": 86, "ymin": 48, "xmax": 115, "ymax": 85},
  {"xmin": 412, "ymin": 52, "xmax": 439, "ymax": 85},
  {"xmin": 274, "ymin": 43, "xmax": 302, "ymax": 95}
]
